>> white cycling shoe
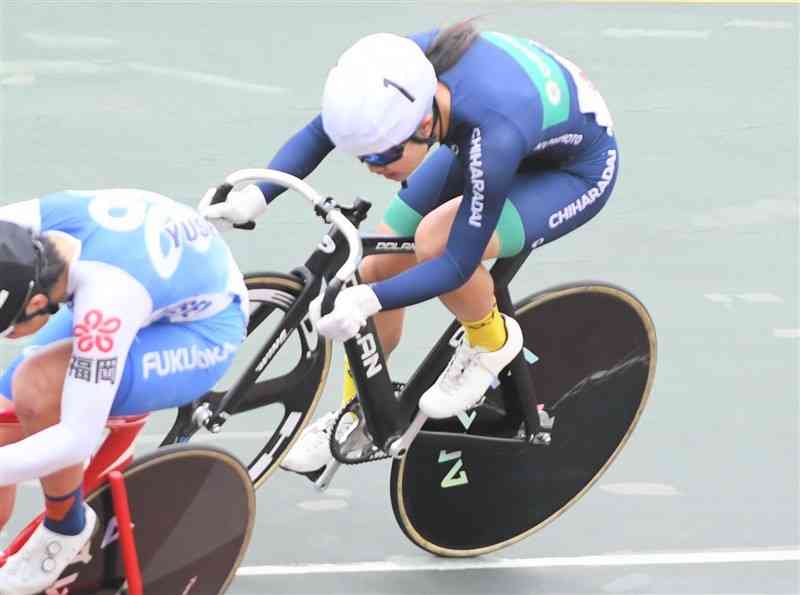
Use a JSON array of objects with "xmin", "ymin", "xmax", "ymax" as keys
[
  {"xmin": 419, "ymin": 314, "xmax": 524, "ymax": 419},
  {"xmin": 0, "ymin": 505, "xmax": 97, "ymax": 595},
  {"xmin": 281, "ymin": 409, "xmax": 356, "ymax": 474}
]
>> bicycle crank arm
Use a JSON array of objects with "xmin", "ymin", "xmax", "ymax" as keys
[
  {"xmin": 387, "ymin": 411, "xmax": 428, "ymax": 458},
  {"xmin": 314, "ymin": 460, "xmax": 341, "ymax": 491}
]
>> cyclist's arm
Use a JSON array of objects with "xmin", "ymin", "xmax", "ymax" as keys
[
  {"xmin": 0, "ymin": 265, "xmax": 152, "ymax": 486},
  {"xmin": 256, "ymin": 115, "xmax": 335, "ymax": 203},
  {"xmin": 372, "ymin": 119, "xmax": 526, "ymax": 309}
]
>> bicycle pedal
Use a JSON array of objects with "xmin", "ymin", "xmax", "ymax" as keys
[{"xmin": 291, "ymin": 460, "xmax": 341, "ymax": 491}]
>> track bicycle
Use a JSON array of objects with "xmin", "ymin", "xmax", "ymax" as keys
[
  {"xmin": 0, "ymin": 408, "xmax": 255, "ymax": 594},
  {"xmin": 162, "ymin": 168, "xmax": 657, "ymax": 557}
]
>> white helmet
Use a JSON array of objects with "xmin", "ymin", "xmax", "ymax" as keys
[{"xmin": 322, "ymin": 33, "xmax": 437, "ymax": 157}]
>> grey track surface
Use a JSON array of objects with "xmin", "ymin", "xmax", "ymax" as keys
[{"xmin": 1, "ymin": 1, "xmax": 798, "ymax": 593}]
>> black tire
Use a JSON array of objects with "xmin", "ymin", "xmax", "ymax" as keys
[
  {"xmin": 41, "ymin": 445, "xmax": 255, "ymax": 594},
  {"xmin": 162, "ymin": 273, "xmax": 333, "ymax": 489},
  {"xmin": 390, "ymin": 282, "xmax": 657, "ymax": 557}
]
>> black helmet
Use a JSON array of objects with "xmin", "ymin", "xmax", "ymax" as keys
[{"xmin": 0, "ymin": 221, "xmax": 39, "ymax": 336}]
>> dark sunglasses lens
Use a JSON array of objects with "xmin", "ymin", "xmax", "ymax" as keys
[{"xmin": 359, "ymin": 145, "xmax": 405, "ymax": 166}]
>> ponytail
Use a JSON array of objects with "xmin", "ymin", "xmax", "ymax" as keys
[{"xmin": 425, "ymin": 19, "xmax": 480, "ymax": 76}]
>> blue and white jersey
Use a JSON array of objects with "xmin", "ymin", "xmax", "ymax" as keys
[
  {"xmin": 3, "ymin": 189, "xmax": 248, "ymax": 324},
  {"xmin": 0, "ymin": 189, "xmax": 248, "ymax": 485}
]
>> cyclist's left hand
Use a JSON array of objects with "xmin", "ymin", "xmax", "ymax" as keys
[
  {"xmin": 310, "ymin": 285, "xmax": 382, "ymax": 341},
  {"xmin": 198, "ymin": 184, "xmax": 266, "ymax": 231}
]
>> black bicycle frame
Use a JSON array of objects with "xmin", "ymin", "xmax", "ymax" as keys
[{"xmin": 210, "ymin": 204, "xmax": 542, "ymax": 447}]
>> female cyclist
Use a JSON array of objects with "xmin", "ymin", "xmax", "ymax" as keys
[
  {"xmin": 201, "ymin": 20, "xmax": 618, "ymax": 475},
  {"xmin": 0, "ymin": 190, "xmax": 248, "ymax": 594}
]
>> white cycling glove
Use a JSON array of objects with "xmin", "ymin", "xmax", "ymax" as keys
[
  {"xmin": 198, "ymin": 184, "xmax": 267, "ymax": 230},
  {"xmin": 310, "ymin": 284, "xmax": 382, "ymax": 342}
]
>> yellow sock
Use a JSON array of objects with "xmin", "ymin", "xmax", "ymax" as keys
[
  {"xmin": 341, "ymin": 356, "xmax": 358, "ymax": 407},
  {"xmin": 463, "ymin": 304, "xmax": 506, "ymax": 352}
]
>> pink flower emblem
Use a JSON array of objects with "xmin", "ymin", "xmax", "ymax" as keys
[{"xmin": 74, "ymin": 310, "xmax": 121, "ymax": 353}]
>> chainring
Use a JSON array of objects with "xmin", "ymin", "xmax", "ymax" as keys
[{"xmin": 329, "ymin": 382, "xmax": 407, "ymax": 465}]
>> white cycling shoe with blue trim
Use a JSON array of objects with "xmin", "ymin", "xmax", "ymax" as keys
[
  {"xmin": 419, "ymin": 314, "xmax": 523, "ymax": 420},
  {"xmin": 0, "ymin": 505, "xmax": 97, "ymax": 595}
]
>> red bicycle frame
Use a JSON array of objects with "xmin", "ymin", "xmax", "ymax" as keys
[{"xmin": 0, "ymin": 407, "xmax": 148, "ymax": 595}]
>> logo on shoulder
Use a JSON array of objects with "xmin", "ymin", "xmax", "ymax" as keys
[{"xmin": 74, "ymin": 309, "xmax": 121, "ymax": 353}]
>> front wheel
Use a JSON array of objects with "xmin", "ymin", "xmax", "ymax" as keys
[
  {"xmin": 390, "ymin": 282, "xmax": 657, "ymax": 557},
  {"xmin": 161, "ymin": 273, "xmax": 333, "ymax": 489}
]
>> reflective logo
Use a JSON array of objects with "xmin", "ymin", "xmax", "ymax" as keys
[
  {"xmin": 375, "ymin": 241, "xmax": 415, "ymax": 251},
  {"xmin": 534, "ymin": 133, "xmax": 583, "ymax": 152},
  {"xmin": 255, "ymin": 328, "xmax": 289, "ymax": 373},
  {"xmin": 162, "ymin": 298, "xmax": 212, "ymax": 320},
  {"xmin": 549, "ymin": 149, "xmax": 617, "ymax": 229},
  {"xmin": 439, "ymin": 449, "xmax": 469, "ymax": 488},
  {"xmin": 142, "ymin": 342, "xmax": 237, "ymax": 379},
  {"xmin": 355, "ymin": 331, "xmax": 383, "ymax": 378},
  {"xmin": 152, "ymin": 296, "xmax": 224, "ymax": 323},
  {"xmin": 468, "ymin": 128, "xmax": 485, "ymax": 228}
]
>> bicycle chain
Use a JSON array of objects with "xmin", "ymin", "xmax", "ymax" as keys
[{"xmin": 329, "ymin": 382, "xmax": 406, "ymax": 466}]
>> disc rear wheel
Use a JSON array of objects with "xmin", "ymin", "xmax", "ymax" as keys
[{"xmin": 391, "ymin": 283, "xmax": 657, "ymax": 557}]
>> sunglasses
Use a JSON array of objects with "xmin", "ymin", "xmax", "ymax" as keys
[{"xmin": 359, "ymin": 132, "xmax": 437, "ymax": 167}]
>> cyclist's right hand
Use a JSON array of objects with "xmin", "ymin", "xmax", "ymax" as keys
[{"xmin": 198, "ymin": 184, "xmax": 267, "ymax": 230}]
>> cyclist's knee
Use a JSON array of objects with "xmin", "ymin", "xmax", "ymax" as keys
[
  {"xmin": 0, "ymin": 396, "xmax": 22, "ymax": 448},
  {"xmin": 414, "ymin": 223, "xmax": 446, "ymax": 263},
  {"xmin": 414, "ymin": 198, "xmax": 461, "ymax": 262},
  {"xmin": 361, "ymin": 252, "xmax": 417, "ymax": 283}
]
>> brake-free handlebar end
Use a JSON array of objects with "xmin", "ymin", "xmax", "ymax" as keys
[
  {"xmin": 208, "ymin": 182, "xmax": 256, "ymax": 230},
  {"xmin": 209, "ymin": 183, "xmax": 234, "ymax": 206}
]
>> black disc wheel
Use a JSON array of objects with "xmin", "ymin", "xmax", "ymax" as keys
[
  {"xmin": 39, "ymin": 445, "xmax": 255, "ymax": 594},
  {"xmin": 391, "ymin": 282, "xmax": 657, "ymax": 557}
]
